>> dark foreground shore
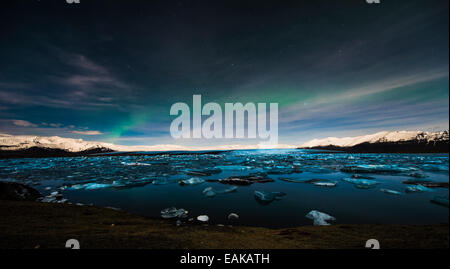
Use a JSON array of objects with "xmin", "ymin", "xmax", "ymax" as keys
[{"xmin": 0, "ymin": 200, "xmax": 448, "ymax": 249}]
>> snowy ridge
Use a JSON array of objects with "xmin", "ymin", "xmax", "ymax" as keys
[
  {"xmin": 301, "ymin": 131, "xmax": 449, "ymax": 148},
  {"xmin": 0, "ymin": 133, "xmax": 116, "ymax": 152},
  {"xmin": 0, "ymin": 133, "xmax": 296, "ymax": 152}
]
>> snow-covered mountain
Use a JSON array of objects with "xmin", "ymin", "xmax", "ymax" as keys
[
  {"xmin": 301, "ymin": 130, "xmax": 449, "ymax": 148},
  {"xmin": 0, "ymin": 133, "xmax": 116, "ymax": 152},
  {"xmin": 0, "ymin": 133, "xmax": 296, "ymax": 154}
]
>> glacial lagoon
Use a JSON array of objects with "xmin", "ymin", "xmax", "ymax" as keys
[{"xmin": 0, "ymin": 149, "xmax": 448, "ymax": 228}]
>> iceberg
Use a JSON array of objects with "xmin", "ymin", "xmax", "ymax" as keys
[
  {"xmin": 179, "ymin": 177, "xmax": 205, "ymax": 186},
  {"xmin": 254, "ymin": 190, "xmax": 286, "ymax": 205},
  {"xmin": 305, "ymin": 210, "xmax": 336, "ymax": 226},
  {"xmin": 402, "ymin": 180, "xmax": 449, "ymax": 189},
  {"xmin": 202, "ymin": 187, "xmax": 216, "ymax": 198},
  {"xmin": 379, "ymin": 189, "xmax": 402, "ymax": 195},
  {"xmin": 405, "ymin": 185, "xmax": 434, "ymax": 193},
  {"xmin": 121, "ymin": 162, "xmax": 151, "ymax": 166},
  {"xmin": 408, "ymin": 172, "xmax": 428, "ymax": 178},
  {"xmin": 161, "ymin": 207, "xmax": 188, "ymax": 219},
  {"xmin": 185, "ymin": 168, "xmax": 222, "ymax": 176},
  {"xmin": 216, "ymin": 186, "xmax": 238, "ymax": 194},
  {"xmin": 69, "ymin": 182, "xmax": 122, "ymax": 190},
  {"xmin": 202, "ymin": 186, "xmax": 238, "ymax": 198},
  {"xmin": 218, "ymin": 175, "xmax": 274, "ymax": 186},
  {"xmin": 342, "ymin": 177, "xmax": 380, "ymax": 188},
  {"xmin": 341, "ymin": 164, "xmax": 413, "ymax": 174},
  {"xmin": 197, "ymin": 215, "xmax": 209, "ymax": 222},
  {"xmin": 313, "ymin": 181, "xmax": 337, "ymax": 187},
  {"xmin": 351, "ymin": 174, "xmax": 375, "ymax": 180}
]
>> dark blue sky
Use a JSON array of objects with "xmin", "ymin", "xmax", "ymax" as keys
[{"xmin": 0, "ymin": 0, "xmax": 448, "ymax": 146}]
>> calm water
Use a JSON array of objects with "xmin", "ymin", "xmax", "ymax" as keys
[{"xmin": 0, "ymin": 149, "xmax": 448, "ymax": 228}]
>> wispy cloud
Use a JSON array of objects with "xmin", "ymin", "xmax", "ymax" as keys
[
  {"xmin": 12, "ymin": 120, "xmax": 37, "ymax": 127},
  {"xmin": 72, "ymin": 130, "xmax": 103, "ymax": 135},
  {"xmin": 60, "ymin": 53, "xmax": 129, "ymax": 91}
]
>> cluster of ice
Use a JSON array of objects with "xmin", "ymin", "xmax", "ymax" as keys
[
  {"xmin": 305, "ymin": 210, "xmax": 336, "ymax": 226},
  {"xmin": 301, "ymin": 130, "xmax": 449, "ymax": 148}
]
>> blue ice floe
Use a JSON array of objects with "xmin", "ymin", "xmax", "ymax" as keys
[
  {"xmin": 342, "ymin": 177, "xmax": 380, "ymax": 189},
  {"xmin": 379, "ymin": 188, "xmax": 402, "ymax": 195},
  {"xmin": 254, "ymin": 190, "xmax": 286, "ymax": 205},
  {"xmin": 178, "ymin": 177, "xmax": 205, "ymax": 186},
  {"xmin": 341, "ymin": 164, "xmax": 414, "ymax": 174},
  {"xmin": 202, "ymin": 186, "xmax": 238, "ymax": 198},
  {"xmin": 121, "ymin": 162, "xmax": 152, "ymax": 166},
  {"xmin": 405, "ymin": 185, "xmax": 434, "ymax": 193},
  {"xmin": 69, "ymin": 182, "xmax": 123, "ymax": 190},
  {"xmin": 305, "ymin": 210, "xmax": 336, "ymax": 226},
  {"xmin": 160, "ymin": 207, "xmax": 188, "ymax": 219},
  {"xmin": 313, "ymin": 181, "xmax": 338, "ymax": 187}
]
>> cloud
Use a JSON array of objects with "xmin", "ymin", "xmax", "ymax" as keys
[
  {"xmin": 61, "ymin": 53, "xmax": 129, "ymax": 90},
  {"xmin": 72, "ymin": 130, "xmax": 103, "ymax": 135},
  {"xmin": 12, "ymin": 120, "xmax": 37, "ymax": 127}
]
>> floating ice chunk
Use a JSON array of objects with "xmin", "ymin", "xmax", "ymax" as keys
[
  {"xmin": 341, "ymin": 164, "xmax": 412, "ymax": 174},
  {"xmin": 379, "ymin": 189, "xmax": 402, "ymax": 195},
  {"xmin": 161, "ymin": 207, "xmax": 188, "ymax": 219},
  {"xmin": 179, "ymin": 177, "xmax": 205, "ymax": 186},
  {"xmin": 40, "ymin": 190, "xmax": 64, "ymax": 203},
  {"xmin": 313, "ymin": 181, "xmax": 337, "ymax": 187},
  {"xmin": 121, "ymin": 162, "xmax": 151, "ymax": 166},
  {"xmin": 216, "ymin": 186, "xmax": 238, "ymax": 194},
  {"xmin": 202, "ymin": 187, "xmax": 216, "ymax": 198},
  {"xmin": 215, "ymin": 165, "xmax": 252, "ymax": 171},
  {"xmin": 342, "ymin": 178, "xmax": 380, "ymax": 188},
  {"xmin": 69, "ymin": 182, "xmax": 118, "ymax": 190},
  {"xmin": 218, "ymin": 175, "xmax": 274, "ymax": 186},
  {"xmin": 185, "ymin": 168, "xmax": 222, "ymax": 176},
  {"xmin": 84, "ymin": 183, "xmax": 113, "ymax": 190},
  {"xmin": 430, "ymin": 196, "xmax": 449, "ymax": 207},
  {"xmin": 254, "ymin": 190, "xmax": 286, "ymax": 204},
  {"xmin": 405, "ymin": 185, "xmax": 434, "ymax": 193},
  {"xmin": 305, "ymin": 210, "xmax": 336, "ymax": 226},
  {"xmin": 279, "ymin": 178, "xmax": 315, "ymax": 183},
  {"xmin": 408, "ymin": 172, "xmax": 428, "ymax": 178},
  {"xmin": 40, "ymin": 196, "xmax": 57, "ymax": 203},
  {"xmin": 351, "ymin": 174, "xmax": 375, "ymax": 180},
  {"xmin": 197, "ymin": 215, "xmax": 209, "ymax": 222},
  {"xmin": 421, "ymin": 164, "xmax": 449, "ymax": 172},
  {"xmin": 402, "ymin": 180, "xmax": 448, "ymax": 188},
  {"xmin": 202, "ymin": 186, "xmax": 237, "ymax": 198}
]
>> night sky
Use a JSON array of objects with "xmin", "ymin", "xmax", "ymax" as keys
[{"xmin": 0, "ymin": 0, "xmax": 448, "ymax": 147}]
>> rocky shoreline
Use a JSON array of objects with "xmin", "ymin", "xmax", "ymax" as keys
[{"xmin": 0, "ymin": 182, "xmax": 448, "ymax": 249}]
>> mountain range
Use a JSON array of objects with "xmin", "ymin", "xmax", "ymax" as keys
[{"xmin": 0, "ymin": 130, "xmax": 448, "ymax": 158}]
